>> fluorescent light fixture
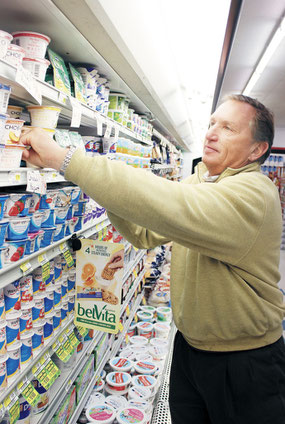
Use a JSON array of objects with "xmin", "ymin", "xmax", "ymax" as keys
[{"xmin": 243, "ymin": 15, "xmax": 285, "ymax": 95}]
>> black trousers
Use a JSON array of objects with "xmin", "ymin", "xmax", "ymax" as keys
[{"xmin": 169, "ymin": 331, "xmax": 285, "ymax": 424}]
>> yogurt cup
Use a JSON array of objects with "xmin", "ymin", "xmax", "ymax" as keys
[
  {"xmin": 129, "ymin": 336, "xmax": 148, "ymax": 346},
  {"xmin": 67, "ymin": 294, "xmax": 75, "ymax": 313},
  {"xmin": 29, "ymin": 211, "xmax": 44, "ymax": 232},
  {"xmin": 0, "ymin": 353, "xmax": 7, "ymax": 391},
  {"xmin": 132, "ymin": 375, "xmax": 157, "ymax": 394},
  {"xmin": 0, "ymin": 245, "xmax": 8, "ymax": 270},
  {"xmin": 12, "ymin": 31, "xmax": 51, "ymax": 59},
  {"xmin": 32, "ymin": 269, "xmax": 46, "ymax": 295},
  {"xmin": 53, "ymin": 284, "xmax": 61, "ymax": 307},
  {"xmin": 22, "ymin": 57, "xmax": 50, "ymax": 81},
  {"xmin": 106, "ymin": 372, "xmax": 132, "ymax": 393},
  {"xmin": 25, "ymin": 230, "xmax": 42, "ymax": 255},
  {"xmin": 2, "ymin": 118, "xmax": 25, "ymax": 145},
  {"xmin": 61, "ymin": 300, "xmax": 68, "ymax": 322},
  {"xmin": 54, "ymin": 206, "xmax": 69, "ymax": 224},
  {"xmin": 4, "ymin": 44, "xmax": 25, "ymax": 68},
  {"xmin": 139, "ymin": 305, "xmax": 156, "ymax": 315},
  {"xmin": 6, "ymin": 340, "xmax": 21, "ymax": 381},
  {"xmin": 133, "ymin": 361, "xmax": 157, "ymax": 376},
  {"xmin": 136, "ymin": 322, "xmax": 153, "ymax": 339},
  {"xmin": 105, "ymin": 384, "xmax": 128, "ymax": 397},
  {"xmin": 149, "ymin": 338, "xmax": 168, "ymax": 349},
  {"xmin": 6, "ymin": 311, "xmax": 21, "ymax": 346},
  {"xmin": 148, "ymin": 345, "xmax": 168, "ymax": 362},
  {"xmin": 0, "ymin": 320, "xmax": 6, "ymax": 356},
  {"xmin": 44, "ymin": 287, "xmax": 54, "ymax": 315},
  {"xmin": 0, "ymin": 288, "xmax": 5, "ymax": 322},
  {"xmin": 0, "ymin": 114, "xmax": 8, "ymax": 146},
  {"xmin": 7, "ymin": 105, "xmax": 23, "ymax": 120},
  {"xmin": 87, "ymin": 392, "xmax": 105, "ymax": 407},
  {"xmin": 0, "ymin": 30, "xmax": 13, "ymax": 59},
  {"xmin": 18, "ymin": 395, "xmax": 31, "ymax": 423},
  {"xmin": 32, "ymin": 320, "xmax": 45, "ymax": 351},
  {"xmin": 4, "ymin": 193, "xmax": 31, "ymax": 217},
  {"xmin": 126, "ymin": 322, "xmax": 136, "ymax": 338},
  {"xmin": 27, "ymin": 106, "xmax": 61, "ymax": 129},
  {"xmin": 53, "ymin": 222, "xmax": 66, "ymax": 242},
  {"xmin": 127, "ymin": 399, "xmax": 152, "ymax": 415},
  {"xmin": 67, "ymin": 269, "xmax": 76, "ymax": 292},
  {"xmin": 19, "ymin": 275, "xmax": 33, "ymax": 306},
  {"xmin": 20, "ymin": 305, "xmax": 33, "ymax": 334},
  {"xmin": 137, "ymin": 311, "xmax": 153, "ymax": 322},
  {"xmin": 0, "ymin": 194, "xmax": 8, "ymax": 220},
  {"xmin": 56, "ymin": 187, "xmax": 72, "ymax": 208},
  {"xmin": 5, "ymin": 239, "xmax": 27, "ymax": 263},
  {"xmin": 119, "ymin": 348, "xmax": 136, "ymax": 361},
  {"xmin": 6, "ymin": 216, "xmax": 30, "ymax": 241},
  {"xmin": 86, "ymin": 404, "xmax": 116, "ymax": 424},
  {"xmin": 28, "ymin": 193, "xmax": 41, "ymax": 214},
  {"xmin": 73, "ymin": 200, "xmax": 87, "ymax": 216},
  {"xmin": 128, "ymin": 386, "xmax": 152, "ymax": 403},
  {"xmin": 39, "ymin": 190, "xmax": 59, "ymax": 209},
  {"xmin": 116, "ymin": 407, "xmax": 145, "ymax": 424},
  {"xmin": 70, "ymin": 187, "xmax": 81, "ymax": 204},
  {"xmin": 20, "ymin": 330, "xmax": 33, "ymax": 367},
  {"xmin": 0, "ymin": 143, "xmax": 25, "ymax": 169},
  {"xmin": 41, "ymin": 209, "xmax": 55, "ymax": 228},
  {"xmin": 0, "ymin": 221, "xmax": 8, "ymax": 247},
  {"xmin": 93, "ymin": 378, "xmax": 105, "ymax": 393},
  {"xmin": 40, "ymin": 227, "xmax": 56, "ymax": 248},
  {"xmin": 153, "ymin": 322, "xmax": 170, "ymax": 339},
  {"xmin": 105, "ymin": 395, "xmax": 128, "ymax": 411},
  {"xmin": 53, "ymin": 307, "xmax": 61, "ymax": 332},
  {"xmin": 109, "ymin": 357, "xmax": 133, "ymax": 373},
  {"xmin": 43, "ymin": 313, "xmax": 53, "ymax": 341},
  {"xmin": 4, "ymin": 280, "xmax": 21, "ymax": 317},
  {"xmin": 32, "ymin": 294, "xmax": 45, "ymax": 322},
  {"xmin": 32, "ymin": 380, "xmax": 49, "ymax": 414},
  {"xmin": 156, "ymin": 306, "xmax": 172, "ymax": 322},
  {"xmin": 135, "ymin": 353, "xmax": 153, "ymax": 363}
]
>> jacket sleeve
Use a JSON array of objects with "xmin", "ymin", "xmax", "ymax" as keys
[
  {"xmin": 65, "ymin": 150, "xmax": 274, "ymax": 264},
  {"xmin": 107, "ymin": 211, "xmax": 171, "ymax": 249}
]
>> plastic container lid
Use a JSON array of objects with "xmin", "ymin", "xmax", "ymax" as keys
[
  {"xmin": 128, "ymin": 385, "xmax": 152, "ymax": 401},
  {"xmin": 132, "ymin": 375, "xmax": 157, "ymax": 392},
  {"xmin": 7, "ymin": 340, "xmax": 22, "ymax": 352},
  {"xmin": 105, "ymin": 395, "xmax": 128, "ymax": 411},
  {"xmin": 133, "ymin": 361, "xmax": 157, "ymax": 375},
  {"xmin": 131, "ymin": 345, "xmax": 148, "ymax": 355},
  {"xmin": 136, "ymin": 322, "xmax": 153, "ymax": 332},
  {"xmin": 148, "ymin": 345, "xmax": 168, "ymax": 361},
  {"xmin": 116, "ymin": 407, "xmax": 145, "ymax": 424},
  {"xmin": 136, "ymin": 311, "xmax": 153, "ymax": 322},
  {"xmin": 109, "ymin": 357, "xmax": 133, "ymax": 373},
  {"xmin": 149, "ymin": 338, "xmax": 168, "ymax": 349},
  {"xmin": 127, "ymin": 399, "xmax": 152, "ymax": 414},
  {"xmin": 139, "ymin": 305, "xmax": 156, "ymax": 313},
  {"xmin": 106, "ymin": 372, "xmax": 132, "ymax": 389},
  {"xmin": 86, "ymin": 404, "xmax": 116, "ymax": 424},
  {"xmin": 129, "ymin": 336, "xmax": 148, "ymax": 346},
  {"xmin": 93, "ymin": 378, "xmax": 105, "ymax": 392},
  {"xmin": 104, "ymin": 385, "xmax": 129, "ymax": 397},
  {"xmin": 12, "ymin": 31, "xmax": 51, "ymax": 44},
  {"xmin": 135, "ymin": 353, "xmax": 153, "ymax": 362},
  {"xmin": 119, "ymin": 348, "xmax": 136, "ymax": 361},
  {"xmin": 87, "ymin": 392, "xmax": 105, "ymax": 408}
]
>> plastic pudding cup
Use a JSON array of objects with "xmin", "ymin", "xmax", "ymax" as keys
[
  {"xmin": 3, "ymin": 118, "xmax": 25, "ymax": 145},
  {"xmin": 0, "ymin": 143, "xmax": 25, "ymax": 169},
  {"xmin": 32, "ymin": 320, "xmax": 45, "ymax": 351},
  {"xmin": 109, "ymin": 357, "xmax": 133, "ymax": 373},
  {"xmin": 0, "ymin": 353, "xmax": 8, "ymax": 391},
  {"xmin": 27, "ymin": 105, "xmax": 61, "ymax": 129},
  {"xmin": 12, "ymin": 31, "xmax": 51, "ymax": 59},
  {"xmin": 0, "ymin": 320, "xmax": 7, "ymax": 356},
  {"xmin": 116, "ymin": 407, "xmax": 145, "ymax": 424},
  {"xmin": 4, "ymin": 280, "xmax": 21, "ymax": 318},
  {"xmin": 20, "ymin": 330, "xmax": 33, "ymax": 367},
  {"xmin": 22, "ymin": 57, "xmax": 50, "ymax": 81},
  {"xmin": 7, "ymin": 105, "xmax": 23, "ymax": 119},
  {"xmin": 106, "ymin": 372, "xmax": 132, "ymax": 393},
  {"xmin": 86, "ymin": 404, "xmax": 116, "ymax": 424},
  {"xmin": 6, "ymin": 340, "xmax": 22, "ymax": 382},
  {"xmin": 0, "ymin": 30, "xmax": 13, "ymax": 59},
  {"xmin": 4, "ymin": 44, "xmax": 25, "ymax": 68},
  {"xmin": 7, "ymin": 216, "xmax": 31, "ymax": 241},
  {"xmin": 129, "ymin": 336, "xmax": 148, "ymax": 346}
]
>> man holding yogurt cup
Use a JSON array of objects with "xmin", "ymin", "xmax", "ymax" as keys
[{"xmin": 20, "ymin": 94, "xmax": 285, "ymax": 424}]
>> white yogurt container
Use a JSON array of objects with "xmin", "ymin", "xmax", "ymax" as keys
[
  {"xmin": 3, "ymin": 118, "xmax": 25, "ymax": 145},
  {"xmin": 86, "ymin": 404, "xmax": 116, "ymax": 424},
  {"xmin": 0, "ymin": 320, "xmax": 6, "ymax": 356},
  {"xmin": 0, "ymin": 144, "xmax": 25, "ymax": 169},
  {"xmin": 131, "ymin": 345, "xmax": 148, "ymax": 356},
  {"xmin": 156, "ymin": 306, "xmax": 172, "ymax": 322},
  {"xmin": 0, "ymin": 353, "xmax": 7, "ymax": 391},
  {"xmin": 93, "ymin": 378, "xmax": 105, "ymax": 393},
  {"xmin": 6, "ymin": 311, "xmax": 21, "ymax": 346},
  {"xmin": 127, "ymin": 399, "xmax": 152, "ymax": 415},
  {"xmin": 7, "ymin": 105, "xmax": 23, "ymax": 120},
  {"xmin": 105, "ymin": 395, "xmax": 128, "ymax": 411},
  {"xmin": 136, "ymin": 311, "xmax": 153, "ymax": 322},
  {"xmin": 128, "ymin": 385, "xmax": 152, "ymax": 403},
  {"xmin": 129, "ymin": 336, "xmax": 148, "ymax": 346},
  {"xmin": 0, "ymin": 30, "xmax": 13, "ymax": 59},
  {"xmin": 106, "ymin": 372, "xmax": 132, "ymax": 394},
  {"xmin": 4, "ymin": 44, "xmax": 26, "ymax": 68},
  {"xmin": 20, "ymin": 330, "xmax": 33, "ymax": 367},
  {"xmin": 109, "ymin": 357, "xmax": 133, "ymax": 373},
  {"xmin": 133, "ymin": 361, "xmax": 157, "ymax": 376},
  {"xmin": 0, "ymin": 288, "xmax": 5, "ymax": 323},
  {"xmin": 136, "ymin": 322, "xmax": 153, "ymax": 339},
  {"xmin": 119, "ymin": 347, "xmax": 136, "ymax": 361},
  {"xmin": 139, "ymin": 305, "xmax": 156, "ymax": 315},
  {"xmin": 149, "ymin": 338, "xmax": 168, "ymax": 349},
  {"xmin": 27, "ymin": 106, "xmax": 61, "ymax": 129},
  {"xmin": 116, "ymin": 407, "xmax": 145, "ymax": 424},
  {"xmin": 19, "ymin": 275, "xmax": 33, "ymax": 307},
  {"xmin": 135, "ymin": 353, "xmax": 153, "ymax": 363},
  {"xmin": 20, "ymin": 304, "xmax": 33, "ymax": 334},
  {"xmin": 132, "ymin": 375, "xmax": 157, "ymax": 394},
  {"xmin": 148, "ymin": 345, "xmax": 168, "ymax": 362},
  {"xmin": 22, "ymin": 57, "xmax": 50, "ymax": 81},
  {"xmin": 6, "ymin": 340, "xmax": 21, "ymax": 382},
  {"xmin": 153, "ymin": 322, "xmax": 170, "ymax": 339},
  {"xmin": 32, "ymin": 320, "xmax": 44, "ymax": 351},
  {"xmin": 12, "ymin": 31, "xmax": 50, "ymax": 59},
  {"xmin": 4, "ymin": 280, "xmax": 21, "ymax": 318},
  {"xmin": 86, "ymin": 392, "xmax": 105, "ymax": 408}
]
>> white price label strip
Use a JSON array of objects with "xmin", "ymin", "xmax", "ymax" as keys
[
  {"xmin": 104, "ymin": 123, "xmax": 112, "ymax": 138},
  {"xmin": 114, "ymin": 125, "xmax": 120, "ymax": 142},
  {"xmin": 96, "ymin": 115, "xmax": 104, "ymax": 136},
  {"xmin": 15, "ymin": 65, "xmax": 42, "ymax": 104},
  {"xmin": 8, "ymin": 172, "xmax": 21, "ymax": 184},
  {"xmin": 26, "ymin": 170, "xmax": 46, "ymax": 194},
  {"xmin": 69, "ymin": 96, "xmax": 82, "ymax": 127}
]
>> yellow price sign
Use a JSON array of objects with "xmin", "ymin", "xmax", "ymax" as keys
[
  {"xmin": 18, "ymin": 380, "xmax": 41, "ymax": 407},
  {"xmin": 142, "ymin": 297, "xmax": 147, "ymax": 306},
  {"xmin": 20, "ymin": 261, "xmax": 32, "ymax": 274},
  {"xmin": 118, "ymin": 322, "xmax": 124, "ymax": 332},
  {"xmin": 133, "ymin": 270, "xmax": 138, "ymax": 279},
  {"xmin": 126, "ymin": 305, "xmax": 130, "ymax": 317},
  {"xmin": 7, "ymin": 400, "xmax": 20, "ymax": 424},
  {"xmin": 134, "ymin": 314, "xmax": 138, "ymax": 323}
]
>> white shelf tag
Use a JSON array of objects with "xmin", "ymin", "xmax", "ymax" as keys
[
  {"xmin": 114, "ymin": 125, "xmax": 120, "ymax": 142},
  {"xmin": 96, "ymin": 115, "xmax": 104, "ymax": 136},
  {"xmin": 8, "ymin": 171, "xmax": 21, "ymax": 184},
  {"xmin": 26, "ymin": 170, "xmax": 46, "ymax": 194},
  {"xmin": 69, "ymin": 96, "xmax": 82, "ymax": 127},
  {"xmin": 104, "ymin": 123, "xmax": 112, "ymax": 138},
  {"xmin": 58, "ymin": 91, "xmax": 68, "ymax": 104},
  {"xmin": 15, "ymin": 65, "xmax": 42, "ymax": 105}
]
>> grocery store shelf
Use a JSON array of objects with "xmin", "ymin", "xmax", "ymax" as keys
[
  {"xmin": 67, "ymin": 291, "xmax": 144, "ymax": 424},
  {"xmin": 0, "ymin": 314, "xmax": 75, "ymax": 404},
  {"xmin": 0, "ymin": 215, "xmax": 110, "ymax": 288},
  {"xmin": 0, "ymin": 168, "xmax": 65, "ymax": 187},
  {"xmin": 123, "ymin": 249, "xmax": 146, "ymax": 282},
  {"xmin": 0, "ymin": 59, "xmax": 152, "ymax": 145}
]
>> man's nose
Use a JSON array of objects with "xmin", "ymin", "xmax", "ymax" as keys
[{"xmin": 206, "ymin": 125, "xmax": 219, "ymax": 141}]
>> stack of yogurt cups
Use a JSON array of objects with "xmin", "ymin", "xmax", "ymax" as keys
[{"xmin": 81, "ymin": 303, "xmax": 172, "ymax": 423}]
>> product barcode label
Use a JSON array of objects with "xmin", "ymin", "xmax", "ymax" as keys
[
  {"xmin": 17, "ymin": 379, "xmax": 41, "ymax": 407},
  {"xmin": 1, "ymin": 92, "xmax": 9, "ymax": 110},
  {"xmin": 34, "ymin": 64, "xmax": 41, "ymax": 78}
]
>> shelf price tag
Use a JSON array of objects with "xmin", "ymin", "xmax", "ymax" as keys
[
  {"xmin": 104, "ymin": 123, "xmax": 112, "ymax": 138},
  {"xmin": 133, "ymin": 270, "xmax": 138, "ymax": 279},
  {"xmin": 26, "ymin": 170, "xmax": 46, "ymax": 194},
  {"xmin": 69, "ymin": 96, "xmax": 82, "ymax": 127},
  {"xmin": 114, "ymin": 124, "xmax": 120, "ymax": 142},
  {"xmin": 4, "ymin": 394, "xmax": 20, "ymax": 424},
  {"xmin": 98, "ymin": 230, "xmax": 103, "ymax": 241},
  {"xmin": 76, "ymin": 326, "xmax": 89, "ymax": 338},
  {"xmin": 17, "ymin": 379, "xmax": 41, "ymax": 407},
  {"xmin": 125, "ymin": 334, "xmax": 129, "ymax": 344},
  {"xmin": 125, "ymin": 305, "xmax": 130, "ymax": 317},
  {"xmin": 20, "ymin": 261, "xmax": 32, "ymax": 275},
  {"xmin": 41, "ymin": 260, "xmax": 50, "ymax": 283},
  {"xmin": 142, "ymin": 296, "xmax": 147, "ymax": 306},
  {"xmin": 67, "ymin": 330, "xmax": 80, "ymax": 348},
  {"xmin": 63, "ymin": 336, "xmax": 74, "ymax": 356},
  {"xmin": 96, "ymin": 115, "xmax": 104, "ymax": 136},
  {"xmin": 134, "ymin": 314, "xmax": 138, "ymax": 323},
  {"xmin": 8, "ymin": 171, "xmax": 22, "ymax": 184},
  {"xmin": 60, "ymin": 243, "xmax": 74, "ymax": 268},
  {"xmin": 36, "ymin": 359, "xmax": 60, "ymax": 390},
  {"xmin": 53, "ymin": 341, "xmax": 70, "ymax": 363},
  {"xmin": 15, "ymin": 65, "xmax": 42, "ymax": 104},
  {"xmin": 118, "ymin": 322, "xmax": 124, "ymax": 332}
]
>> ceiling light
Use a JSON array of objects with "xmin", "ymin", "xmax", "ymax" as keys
[{"xmin": 243, "ymin": 15, "xmax": 285, "ymax": 95}]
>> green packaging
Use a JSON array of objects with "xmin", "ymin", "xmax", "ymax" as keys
[
  {"xmin": 69, "ymin": 63, "xmax": 87, "ymax": 103},
  {"xmin": 47, "ymin": 48, "xmax": 71, "ymax": 95}
]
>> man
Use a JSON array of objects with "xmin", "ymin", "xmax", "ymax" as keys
[{"xmin": 21, "ymin": 94, "xmax": 285, "ymax": 423}]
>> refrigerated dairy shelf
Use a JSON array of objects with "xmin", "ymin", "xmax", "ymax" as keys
[
  {"xmin": 67, "ymin": 290, "xmax": 144, "ymax": 424},
  {"xmin": 123, "ymin": 249, "xmax": 146, "ymax": 282},
  {"xmin": 0, "ymin": 59, "xmax": 152, "ymax": 145},
  {"xmin": 0, "ymin": 215, "xmax": 110, "ymax": 288}
]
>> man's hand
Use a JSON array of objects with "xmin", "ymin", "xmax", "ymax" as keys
[
  {"xmin": 107, "ymin": 249, "xmax": 124, "ymax": 270},
  {"xmin": 20, "ymin": 127, "xmax": 68, "ymax": 170}
]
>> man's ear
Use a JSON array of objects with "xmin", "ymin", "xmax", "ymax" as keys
[{"xmin": 248, "ymin": 141, "xmax": 269, "ymax": 162}]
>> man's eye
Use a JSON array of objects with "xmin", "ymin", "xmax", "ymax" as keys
[{"xmin": 224, "ymin": 125, "xmax": 232, "ymax": 131}]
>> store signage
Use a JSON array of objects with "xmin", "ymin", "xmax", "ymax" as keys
[
  {"xmin": 69, "ymin": 96, "xmax": 82, "ymax": 127},
  {"xmin": 75, "ymin": 239, "xmax": 124, "ymax": 334},
  {"xmin": 15, "ymin": 65, "xmax": 42, "ymax": 105}
]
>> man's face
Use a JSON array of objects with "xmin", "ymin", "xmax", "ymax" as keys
[{"xmin": 202, "ymin": 100, "xmax": 257, "ymax": 175}]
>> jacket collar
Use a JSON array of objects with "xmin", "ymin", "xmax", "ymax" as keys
[{"xmin": 196, "ymin": 161, "xmax": 261, "ymax": 183}]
